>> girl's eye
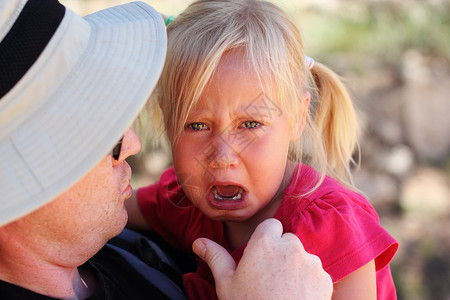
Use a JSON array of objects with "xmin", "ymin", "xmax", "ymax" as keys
[
  {"xmin": 241, "ymin": 121, "xmax": 261, "ymax": 129},
  {"xmin": 188, "ymin": 122, "xmax": 209, "ymax": 131}
]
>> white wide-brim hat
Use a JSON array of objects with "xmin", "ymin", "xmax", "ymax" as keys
[{"xmin": 0, "ymin": 0, "xmax": 166, "ymax": 226}]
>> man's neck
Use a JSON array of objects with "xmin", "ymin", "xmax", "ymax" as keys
[{"xmin": 0, "ymin": 227, "xmax": 89, "ymax": 299}]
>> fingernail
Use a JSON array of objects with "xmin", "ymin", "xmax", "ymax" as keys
[{"xmin": 193, "ymin": 239, "xmax": 207, "ymax": 259}]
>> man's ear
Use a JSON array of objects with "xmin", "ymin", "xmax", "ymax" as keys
[{"xmin": 291, "ymin": 91, "xmax": 310, "ymax": 140}]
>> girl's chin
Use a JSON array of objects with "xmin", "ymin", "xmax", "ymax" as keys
[{"xmin": 203, "ymin": 209, "xmax": 253, "ymax": 223}]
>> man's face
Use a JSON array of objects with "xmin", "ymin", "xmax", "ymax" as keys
[{"xmin": 6, "ymin": 129, "xmax": 141, "ymax": 265}]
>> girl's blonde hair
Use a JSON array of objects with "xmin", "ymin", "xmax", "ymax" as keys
[{"xmin": 152, "ymin": 0, "xmax": 360, "ymax": 190}]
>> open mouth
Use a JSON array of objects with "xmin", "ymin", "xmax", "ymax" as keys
[{"xmin": 212, "ymin": 185, "xmax": 244, "ymax": 201}]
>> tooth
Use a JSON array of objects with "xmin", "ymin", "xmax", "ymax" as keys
[{"xmin": 212, "ymin": 187, "xmax": 243, "ymax": 201}]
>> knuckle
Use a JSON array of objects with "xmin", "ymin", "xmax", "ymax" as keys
[
  {"xmin": 281, "ymin": 232, "xmax": 305, "ymax": 253},
  {"xmin": 281, "ymin": 232, "xmax": 300, "ymax": 244},
  {"xmin": 309, "ymin": 253, "xmax": 322, "ymax": 265},
  {"xmin": 256, "ymin": 234, "xmax": 272, "ymax": 250}
]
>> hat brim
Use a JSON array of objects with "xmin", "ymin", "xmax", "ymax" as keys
[{"xmin": 0, "ymin": 2, "xmax": 166, "ymax": 226}]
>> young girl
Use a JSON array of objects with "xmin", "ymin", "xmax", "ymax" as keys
[{"xmin": 126, "ymin": 0, "xmax": 398, "ymax": 299}]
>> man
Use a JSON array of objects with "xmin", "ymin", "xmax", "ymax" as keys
[{"xmin": 0, "ymin": 0, "xmax": 332, "ymax": 299}]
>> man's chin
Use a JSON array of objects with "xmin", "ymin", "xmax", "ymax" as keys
[{"xmin": 107, "ymin": 210, "xmax": 128, "ymax": 240}]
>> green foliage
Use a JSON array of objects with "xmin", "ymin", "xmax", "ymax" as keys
[{"xmin": 295, "ymin": 2, "xmax": 450, "ymax": 64}]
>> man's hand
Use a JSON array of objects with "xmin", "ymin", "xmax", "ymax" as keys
[{"xmin": 192, "ymin": 218, "xmax": 332, "ymax": 300}]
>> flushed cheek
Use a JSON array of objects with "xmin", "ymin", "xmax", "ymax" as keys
[
  {"xmin": 174, "ymin": 170, "xmax": 206, "ymax": 205},
  {"xmin": 242, "ymin": 143, "xmax": 286, "ymax": 173},
  {"xmin": 242, "ymin": 149, "xmax": 287, "ymax": 195},
  {"xmin": 256, "ymin": 129, "xmax": 290, "ymax": 152}
]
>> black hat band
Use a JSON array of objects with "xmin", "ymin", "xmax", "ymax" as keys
[{"xmin": 0, "ymin": 0, "xmax": 65, "ymax": 98}]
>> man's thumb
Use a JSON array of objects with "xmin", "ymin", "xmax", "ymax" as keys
[{"xmin": 192, "ymin": 238, "xmax": 236, "ymax": 288}]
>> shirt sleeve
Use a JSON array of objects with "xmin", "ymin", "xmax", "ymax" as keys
[{"xmin": 283, "ymin": 188, "xmax": 398, "ymax": 283}]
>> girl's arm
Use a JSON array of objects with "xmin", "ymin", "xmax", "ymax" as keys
[
  {"xmin": 125, "ymin": 190, "xmax": 152, "ymax": 230},
  {"xmin": 332, "ymin": 260, "xmax": 377, "ymax": 300}
]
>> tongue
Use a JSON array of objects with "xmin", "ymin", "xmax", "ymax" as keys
[{"xmin": 215, "ymin": 185, "xmax": 241, "ymax": 198}]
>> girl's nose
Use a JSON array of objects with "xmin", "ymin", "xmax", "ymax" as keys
[{"xmin": 207, "ymin": 137, "xmax": 238, "ymax": 170}]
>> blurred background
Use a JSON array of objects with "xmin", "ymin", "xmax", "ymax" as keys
[{"xmin": 63, "ymin": 0, "xmax": 450, "ymax": 299}]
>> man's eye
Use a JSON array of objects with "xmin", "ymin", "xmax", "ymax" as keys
[
  {"xmin": 188, "ymin": 122, "xmax": 209, "ymax": 131},
  {"xmin": 242, "ymin": 121, "xmax": 261, "ymax": 129}
]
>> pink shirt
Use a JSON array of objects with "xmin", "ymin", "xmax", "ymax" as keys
[{"xmin": 138, "ymin": 164, "xmax": 399, "ymax": 299}]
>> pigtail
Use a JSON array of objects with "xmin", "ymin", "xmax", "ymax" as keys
[{"xmin": 310, "ymin": 62, "xmax": 360, "ymax": 188}]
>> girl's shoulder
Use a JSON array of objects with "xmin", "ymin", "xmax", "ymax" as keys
[
  {"xmin": 283, "ymin": 164, "xmax": 376, "ymax": 218},
  {"xmin": 279, "ymin": 164, "xmax": 398, "ymax": 283}
]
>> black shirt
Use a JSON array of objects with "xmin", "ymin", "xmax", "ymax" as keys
[{"xmin": 0, "ymin": 246, "xmax": 177, "ymax": 299}]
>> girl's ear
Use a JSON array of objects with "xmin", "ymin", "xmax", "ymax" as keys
[{"xmin": 291, "ymin": 91, "xmax": 310, "ymax": 140}]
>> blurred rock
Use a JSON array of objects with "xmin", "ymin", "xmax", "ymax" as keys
[
  {"xmin": 400, "ymin": 167, "xmax": 450, "ymax": 218},
  {"xmin": 402, "ymin": 50, "xmax": 450, "ymax": 163},
  {"xmin": 354, "ymin": 169, "xmax": 400, "ymax": 211},
  {"xmin": 384, "ymin": 144, "xmax": 415, "ymax": 176}
]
